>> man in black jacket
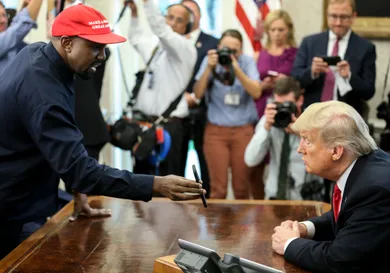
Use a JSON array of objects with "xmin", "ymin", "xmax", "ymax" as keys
[
  {"xmin": 0, "ymin": 4, "xmax": 205, "ymax": 260},
  {"xmin": 271, "ymin": 101, "xmax": 390, "ymax": 273}
]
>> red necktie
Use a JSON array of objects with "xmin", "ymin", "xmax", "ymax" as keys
[
  {"xmin": 321, "ymin": 39, "xmax": 340, "ymax": 102},
  {"xmin": 332, "ymin": 184, "xmax": 342, "ymax": 222}
]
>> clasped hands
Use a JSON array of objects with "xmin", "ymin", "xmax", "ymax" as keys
[{"xmin": 271, "ymin": 220, "xmax": 307, "ymax": 255}]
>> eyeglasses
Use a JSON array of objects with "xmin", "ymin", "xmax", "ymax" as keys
[{"xmin": 327, "ymin": 13, "xmax": 352, "ymax": 22}]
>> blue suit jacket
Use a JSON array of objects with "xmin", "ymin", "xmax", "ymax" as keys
[
  {"xmin": 285, "ymin": 149, "xmax": 390, "ymax": 273},
  {"xmin": 291, "ymin": 31, "xmax": 376, "ymax": 115}
]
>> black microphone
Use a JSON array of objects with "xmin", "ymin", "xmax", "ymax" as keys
[{"xmin": 115, "ymin": 0, "xmax": 132, "ymax": 25}]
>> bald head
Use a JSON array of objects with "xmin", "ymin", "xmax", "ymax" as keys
[{"xmin": 166, "ymin": 4, "xmax": 192, "ymax": 35}]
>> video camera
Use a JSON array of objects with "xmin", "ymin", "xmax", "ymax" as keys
[
  {"xmin": 273, "ymin": 101, "xmax": 297, "ymax": 129},
  {"xmin": 217, "ymin": 47, "xmax": 236, "ymax": 66}
]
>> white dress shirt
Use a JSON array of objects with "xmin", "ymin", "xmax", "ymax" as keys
[
  {"xmin": 328, "ymin": 29, "xmax": 353, "ymax": 99},
  {"xmin": 284, "ymin": 159, "xmax": 357, "ymax": 252},
  {"xmin": 244, "ymin": 116, "xmax": 306, "ymax": 200},
  {"xmin": 188, "ymin": 28, "xmax": 201, "ymax": 45},
  {"xmin": 128, "ymin": 1, "xmax": 197, "ymax": 118}
]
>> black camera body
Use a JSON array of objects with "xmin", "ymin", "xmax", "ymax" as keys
[
  {"xmin": 376, "ymin": 93, "xmax": 390, "ymax": 152},
  {"xmin": 273, "ymin": 101, "xmax": 297, "ymax": 128},
  {"xmin": 376, "ymin": 93, "xmax": 390, "ymax": 129},
  {"xmin": 217, "ymin": 47, "xmax": 234, "ymax": 66}
]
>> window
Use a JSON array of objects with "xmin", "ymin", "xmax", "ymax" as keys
[{"xmin": 2, "ymin": 0, "xmax": 19, "ymax": 9}]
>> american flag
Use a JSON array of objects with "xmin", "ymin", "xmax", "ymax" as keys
[{"xmin": 235, "ymin": 0, "xmax": 282, "ymax": 53}]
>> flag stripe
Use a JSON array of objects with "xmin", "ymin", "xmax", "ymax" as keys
[{"xmin": 235, "ymin": 0, "xmax": 255, "ymax": 48}]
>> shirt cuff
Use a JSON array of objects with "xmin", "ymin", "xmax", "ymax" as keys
[
  {"xmin": 311, "ymin": 72, "xmax": 319, "ymax": 80},
  {"xmin": 284, "ymin": 237, "xmax": 299, "ymax": 253},
  {"xmin": 301, "ymin": 221, "xmax": 315, "ymax": 239}
]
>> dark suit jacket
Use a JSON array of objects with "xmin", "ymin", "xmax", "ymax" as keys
[
  {"xmin": 291, "ymin": 31, "xmax": 376, "ymax": 115},
  {"xmin": 187, "ymin": 31, "xmax": 218, "ymax": 118},
  {"xmin": 285, "ymin": 149, "xmax": 390, "ymax": 273},
  {"xmin": 187, "ymin": 31, "xmax": 219, "ymax": 94},
  {"xmin": 74, "ymin": 48, "xmax": 111, "ymax": 146}
]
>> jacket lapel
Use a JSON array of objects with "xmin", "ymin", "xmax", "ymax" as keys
[
  {"xmin": 344, "ymin": 31, "xmax": 356, "ymax": 62},
  {"xmin": 334, "ymin": 154, "xmax": 369, "ymax": 233}
]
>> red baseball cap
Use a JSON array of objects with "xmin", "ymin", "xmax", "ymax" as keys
[{"xmin": 51, "ymin": 4, "xmax": 126, "ymax": 44}]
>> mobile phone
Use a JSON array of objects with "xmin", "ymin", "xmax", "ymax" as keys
[
  {"xmin": 267, "ymin": 70, "xmax": 279, "ymax": 77},
  {"xmin": 321, "ymin": 56, "xmax": 341, "ymax": 66},
  {"xmin": 192, "ymin": 165, "xmax": 207, "ymax": 208}
]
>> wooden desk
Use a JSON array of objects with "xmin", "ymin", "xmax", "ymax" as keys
[{"xmin": 0, "ymin": 197, "xmax": 329, "ymax": 273}]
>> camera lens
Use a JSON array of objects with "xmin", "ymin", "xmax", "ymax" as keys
[
  {"xmin": 217, "ymin": 47, "xmax": 232, "ymax": 66},
  {"xmin": 274, "ymin": 112, "xmax": 292, "ymax": 128}
]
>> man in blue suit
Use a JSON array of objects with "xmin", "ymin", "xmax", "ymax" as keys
[
  {"xmin": 271, "ymin": 101, "xmax": 390, "ymax": 273},
  {"xmin": 291, "ymin": 0, "xmax": 376, "ymax": 117},
  {"xmin": 180, "ymin": 0, "xmax": 218, "ymax": 197}
]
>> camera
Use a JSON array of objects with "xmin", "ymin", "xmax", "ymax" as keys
[
  {"xmin": 376, "ymin": 93, "xmax": 390, "ymax": 152},
  {"xmin": 217, "ymin": 47, "xmax": 235, "ymax": 66},
  {"xmin": 273, "ymin": 101, "xmax": 297, "ymax": 128},
  {"xmin": 376, "ymin": 93, "xmax": 390, "ymax": 129}
]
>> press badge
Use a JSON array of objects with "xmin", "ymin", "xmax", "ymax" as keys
[{"xmin": 224, "ymin": 92, "xmax": 240, "ymax": 106}]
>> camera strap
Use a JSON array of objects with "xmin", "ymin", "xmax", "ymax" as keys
[
  {"xmin": 117, "ymin": 46, "xmax": 159, "ymax": 115},
  {"xmin": 212, "ymin": 65, "xmax": 235, "ymax": 86}
]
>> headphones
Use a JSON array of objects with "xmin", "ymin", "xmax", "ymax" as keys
[{"xmin": 166, "ymin": 3, "xmax": 194, "ymax": 35}]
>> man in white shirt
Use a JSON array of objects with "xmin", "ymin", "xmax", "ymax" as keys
[
  {"xmin": 270, "ymin": 101, "xmax": 390, "ymax": 273},
  {"xmin": 127, "ymin": 0, "xmax": 196, "ymax": 176},
  {"xmin": 245, "ymin": 77, "xmax": 316, "ymax": 200}
]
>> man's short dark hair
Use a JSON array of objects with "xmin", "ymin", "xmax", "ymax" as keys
[
  {"xmin": 273, "ymin": 77, "xmax": 302, "ymax": 100},
  {"xmin": 0, "ymin": 1, "xmax": 5, "ymax": 8},
  {"xmin": 181, "ymin": 0, "xmax": 201, "ymax": 15}
]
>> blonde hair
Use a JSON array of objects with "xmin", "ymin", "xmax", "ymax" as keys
[
  {"xmin": 264, "ymin": 9, "xmax": 296, "ymax": 49},
  {"xmin": 328, "ymin": 0, "xmax": 356, "ymax": 12},
  {"xmin": 292, "ymin": 101, "xmax": 377, "ymax": 156}
]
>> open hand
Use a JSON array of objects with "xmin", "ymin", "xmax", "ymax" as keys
[{"xmin": 69, "ymin": 192, "xmax": 111, "ymax": 222}]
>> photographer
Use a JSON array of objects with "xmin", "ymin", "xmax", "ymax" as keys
[
  {"xmin": 127, "ymin": 0, "xmax": 196, "ymax": 176},
  {"xmin": 194, "ymin": 29, "xmax": 261, "ymax": 199},
  {"xmin": 0, "ymin": 0, "xmax": 43, "ymax": 74},
  {"xmin": 245, "ymin": 77, "xmax": 315, "ymax": 200}
]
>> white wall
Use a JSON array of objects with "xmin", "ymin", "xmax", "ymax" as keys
[{"xmin": 20, "ymin": 0, "xmax": 390, "ymax": 167}]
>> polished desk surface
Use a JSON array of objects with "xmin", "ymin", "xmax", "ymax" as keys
[{"xmin": 0, "ymin": 197, "xmax": 330, "ymax": 273}]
